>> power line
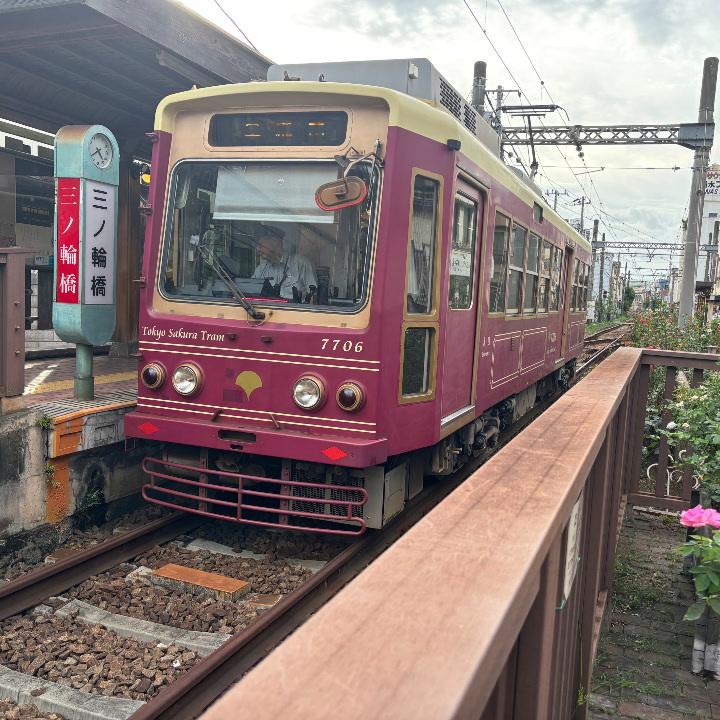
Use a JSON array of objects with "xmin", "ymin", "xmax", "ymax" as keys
[
  {"xmin": 212, "ymin": 0, "xmax": 259, "ymax": 51},
  {"xmin": 464, "ymin": 1, "xmax": 595, "ymax": 204},
  {"xmin": 541, "ymin": 165, "xmax": 689, "ymax": 171},
  {"xmin": 461, "ymin": 0, "xmax": 527, "ymax": 100},
  {"xmin": 487, "ymin": 0, "xmax": 628, "ymax": 242},
  {"xmin": 495, "ymin": 0, "xmax": 546, "ymax": 95}
]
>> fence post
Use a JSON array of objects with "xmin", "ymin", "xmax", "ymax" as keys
[
  {"xmin": 0, "ymin": 247, "xmax": 31, "ymax": 414},
  {"xmin": 626, "ymin": 364, "xmax": 650, "ymax": 497}
]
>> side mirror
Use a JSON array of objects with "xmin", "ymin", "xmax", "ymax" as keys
[{"xmin": 315, "ymin": 176, "xmax": 367, "ymax": 211}]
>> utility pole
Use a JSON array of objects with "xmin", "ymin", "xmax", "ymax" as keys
[
  {"xmin": 598, "ymin": 232, "xmax": 606, "ymax": 321},
  {"xmin": 669, "ymin": 267, "xmax": 678, "ymax": 305},
  {"xmin": 572, "ymin": 196, "xmax": 590, "ymax": 233},
  {"xmin": 496, "ymin": 85, "xmax": 505, "ymax": 159},
  {"xmin": 546, "ymin": 188, "xmax": 568, "ymax": 211},
  {"xmin": 622, "ymin": 261, "xmax": 628, "ymax": 313},
  {"xmin": 679, "ymin": 57, "xmax": 718, "ymax": 326},
  {"xmin": 590, "ymin": 218, "xmax": 599, "ymax": 312}
]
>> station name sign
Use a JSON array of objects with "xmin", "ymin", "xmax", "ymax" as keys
[
  {"xmin": 53, "ymin": 125, "xmax": 119, "ymax": 347},
  {"xmin": 56, "ymin": 177, "xmax": 115, "ymax": 305}
]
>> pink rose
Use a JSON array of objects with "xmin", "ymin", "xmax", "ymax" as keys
[{"xmin": 681, "ymin": 505, "xmax": 720, "ymax": 528}]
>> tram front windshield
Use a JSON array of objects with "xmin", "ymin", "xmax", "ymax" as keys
[{"xmin": 160, "ymin": 161, "xmax": 378, "ymax": 311}]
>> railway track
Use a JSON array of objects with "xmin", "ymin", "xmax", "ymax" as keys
[
  {"xmin": 0, "ymin": 406, "xmax": 558, "ymax": 719},
  {"xmin": 576, "ymin": 322, "xmax": 632, "ymax": 377},
  {"xmin": 0, "ymin": 334, "xmax": 624, "ymax": 720}
]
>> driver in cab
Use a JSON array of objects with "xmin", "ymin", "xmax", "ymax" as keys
[{"xmin": 252, "ymin": 225, "xmax": 317, "ymax": 302}]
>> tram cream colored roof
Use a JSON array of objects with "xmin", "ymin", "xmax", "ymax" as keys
[{"xmin": 155, "ymin": 81, "xmax": 590, "ymax": 252}]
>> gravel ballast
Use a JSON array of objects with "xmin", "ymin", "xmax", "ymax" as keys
[
  {"xmin": 0, "ymin": 699, "xmax": 65, "ymax": 720},
  {"xmin": 0, "ymin": 616, "xmax": 199, "ymax": 702},
  {"xmin": 191, "ymin": 524, "xmax": 350, "ymax": 562},
  {"xmin": 1, "ymin": 506, "xmax": 170, "ymax": 581},
  {"xmin": 64, "ymin": 546, "xmax": 313, "ymax": 634}
]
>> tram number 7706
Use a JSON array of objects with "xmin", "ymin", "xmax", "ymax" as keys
[{"xmin": 321, "ymin": 338, "xmax": 364, "ymax": 353}]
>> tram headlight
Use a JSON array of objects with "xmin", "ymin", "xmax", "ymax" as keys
[
  {"xmin": 336, "ymin": 382, "xmax": 365, "ymax": 412},
  {"xmin": 292, "ymin": 376, "xmax": 325, "ymax": 410},
  {"xmin": 172, "ymin": 363, "xmax": 202, "ymax": 396},
  {"xmin": 140, "ymin": 362, "xmax": 165, "ymax": 390}
]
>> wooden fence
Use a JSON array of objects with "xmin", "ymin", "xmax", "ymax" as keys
[{"xmin": 199, "ymin": 347, "xmax": 717, "ymax": 720}]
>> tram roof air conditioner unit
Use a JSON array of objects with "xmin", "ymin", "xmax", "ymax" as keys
[{"xmin": 267, "ymin": 58, "xmax": 501, "ymax": 157}]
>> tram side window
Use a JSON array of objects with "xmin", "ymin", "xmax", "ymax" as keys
[
  {"xmin": 406, "ymin": 176, "xmax": 439, "ymax": 314},
  {"xmin": 550, "ymin": 247, "xmax": 563, "ymax": 311},
  {"xmin": 582, "ymin": 263, "xmax": 590, "ymax": 309},
  {"xmin": 489, "ymin": 213, "xmax": 510, "ymax": 313},
  {"xmin": 448, "ymin": 195, "xmax": 477, "ymax": 310},
  {"xmin": 507, "ymin": 224, "xmax": 527, "ymax": 315},
  {"xmin": 538, "ymin": 240, "xmax": 552, "ymax": 312},
  {"xmin": 571, "ymin": 258, "xmax": 580, "ymax": 310},
  {"xmin": 402, "ymin": 327, "xmax": 435, "ymax": 395},
  {"xmin": 524, "ymin": 233, "xmax": 540, "ymax": 313},
  {"xmin": 402, "ymin": 174, "xmax": 440, "ymax": 399}
]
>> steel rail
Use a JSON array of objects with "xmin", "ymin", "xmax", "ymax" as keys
[
  {"xmin": 130, "ymin": 482, "xmax": 461, "ymax": 719},
  {"xmin": 583, "ymin": 322, "xmax": 631, "ymax": 342},
  {"xmin": 0, "ymin": 513, "xmax": 200, "ymax": 621},
  {"xmin": 576, "ymin": 336, "xmax": 627, "ymax": 377}
]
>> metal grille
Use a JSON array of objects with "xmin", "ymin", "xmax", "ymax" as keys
[
  {"xmin": 290, "ymin": 466, "xmax": 365, "ymax": 520},
  {"xmin": 463, "ymin": 105, "xmax": 478, "ymax": 134},
  {"xmin": 439, "ymin": 78, "xmax": 462, "ymax": 120},
  {"xmin": 330, "ymin": 475, "xmax": 364, "ymax": 518},
  {"xmin": 290, "ymin": 464, "xmax": 327, "ymax": 515}
]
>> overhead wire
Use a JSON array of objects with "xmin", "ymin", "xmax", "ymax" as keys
[
  {"xmin": 485, "ymin": 0, "xmax": 640, "ymax": 244},
  {"xmin": 463, "ymin": 0, "xmax": 595, "ymax": 211},
  {"xmin": 212, "ymin": 0, "xmax": 259, "ymax": 52}
]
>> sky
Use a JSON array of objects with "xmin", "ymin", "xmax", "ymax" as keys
[{"xmin": 183, "ymin": 0, "xmax": 720, "ymax": 287}]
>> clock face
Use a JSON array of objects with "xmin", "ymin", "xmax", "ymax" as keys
[{"xmin": 88, "ymin": 133, "xmax": 113, "ymax": 169}]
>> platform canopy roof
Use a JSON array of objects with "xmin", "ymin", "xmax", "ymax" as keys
[{"xmin": 0, "ymin": 0, "xmax": 272, "ymax": 147}]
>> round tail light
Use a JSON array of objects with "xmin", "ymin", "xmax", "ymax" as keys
[
  {"xmin": 336, "ymin": 382, "xmax": 364, "ymax": 412},
  {"xmin": 140, "ymin": 362, "xmax": 165, "ymax": 389}
]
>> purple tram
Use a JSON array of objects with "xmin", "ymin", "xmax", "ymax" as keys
[{"xmin": 125, "ymin": 59, "xmax": 591, "ymax": 535}]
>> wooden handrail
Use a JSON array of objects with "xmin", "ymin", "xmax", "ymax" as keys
[
  {"xmin": 642, "ymin": 347, "xmax": 720, "ymax": 370},
  {"xmin": 200, "ymin": 349, "xmax": 642, "ymax": 720}
]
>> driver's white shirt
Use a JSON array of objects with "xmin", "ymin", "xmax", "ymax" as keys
[{"xmin": 252, "ymin": 253, "xmax": 317, "ymax": 300}]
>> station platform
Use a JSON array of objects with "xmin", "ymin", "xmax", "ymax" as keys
[
  {"xmin": 0, "ymin": 355, "xmax": 143, "ymax": 536},
  {"xmin": 24, "ymin": 354, "xmax": 136, "ymax": 404}
]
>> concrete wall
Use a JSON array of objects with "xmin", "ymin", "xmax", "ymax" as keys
[
  {"xmin": 0, "ymin": 409, "xmax": 46, "ymax": 535},
  {"xmin": 0, "ymin": 403, "xmax": 151, "ymax": 537}
]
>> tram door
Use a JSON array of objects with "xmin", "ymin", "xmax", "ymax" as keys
[
  {"xmin": 560, "ymin": 245, "xmax": 575, "ymax": 357},
  {"xmin": 440, "ymin": 183, "xmax": 484, "ymax": 423}
]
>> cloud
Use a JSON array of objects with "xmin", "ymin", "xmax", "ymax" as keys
[
  {"xmin": 314, "ymin": 0, "xmax": 460, "ymax": 40},
  {"xmin": 487, "ymin": 0, "xmax": 716, "ymax": 46}
]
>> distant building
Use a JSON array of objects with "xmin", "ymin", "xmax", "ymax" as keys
[{"xmin": 702, "ymin": 165, "xmax": 720, "ymax": 320}]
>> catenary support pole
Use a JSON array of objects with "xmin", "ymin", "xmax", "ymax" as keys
[
  {"xmin": 590, "ymin": 219, "xmax": 599, "ymax": 318},
  {"xmin": 598, "ymin": 233, "xmax": 606, "ymax": 321},
  {"xmin": 679, "ymin": 57, "xmax": 718, "ymax": 327}
]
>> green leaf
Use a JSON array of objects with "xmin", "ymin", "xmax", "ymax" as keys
[
  {"xmin": 708, "ymin": 596, "xmax": 720, "ymax": 616},
  {"xmin": 708, "ymin": 570, "xmax": 720, "ymax": 585},
  {"xmin": 696, "ymin": 574, "xmax": 712, "ymax": 593},
  {"xmin": 685, "ymin": 601, "xmax": 707, "ymax": 621}
]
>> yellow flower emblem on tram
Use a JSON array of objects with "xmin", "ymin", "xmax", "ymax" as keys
[{"xmin": 235, "ymin": 370, "xmax": 263, "ymax": 400}]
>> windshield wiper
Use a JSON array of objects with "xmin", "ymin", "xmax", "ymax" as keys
[{"xmin": 196, "ymin": 244, "xmax": 265, "ymax": 321}]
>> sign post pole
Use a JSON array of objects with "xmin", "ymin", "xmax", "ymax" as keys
[{"xmin": 52, "ymin": 125, "xmax": 119, "ymax": 400}]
